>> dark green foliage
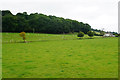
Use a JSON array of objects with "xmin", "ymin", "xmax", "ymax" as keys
[
  {"xmin": 93, "ymin": 31, "xmax": 103, "ymax": 36},
  {"xmin": 2, "ymin": 10, "xmax": 91, "ymax": 34},
  {"xmin": 111, "ymin": 32, "xmax": 119, "ymax": 37},
  {"xmin": 115, "ymin": 34, "xmax": 118, "ymax": 37},
  {"xmin": 115, "ymin": 34, "xmax": 120, "ymax": 37},
  {"xmin": 113, "ymin": 33, "xmax": 120, "ymax": 37},
  {"xmin": 77, "ymin": 31, "xmax": 84, "ymax": 38},
  {"xmin": 2, "ymin": 15, "xmax": 18, "ymax": 32},
  {"xmin": 118, "ymin": 34, "xmax": 120, "ymax": 37},
  {"xmin": 94, "ymin": 34, "xmax": 103, "ymax": 36},
  {"xmin": 91, "ymin": 28, "xmax": 101, "ymax": 32},
  {"xmin": 113, "ymin": 33, "xmax": 117, "ymax": 35},
  {"xmin": 87, "ymin": 31, "xmax": 94, "ymax": 37},
  {"xmin": 100, "ymin": 31, "xmax": 105, "ymax": 36},
  {"xmin": 2, "ymin": 10, "xmax": 13, "ymax": 16}
]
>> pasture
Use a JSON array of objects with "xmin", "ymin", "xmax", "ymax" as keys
[{"xmin": 2, "ymin": 33, "xmax": 118, "ymax": 78}]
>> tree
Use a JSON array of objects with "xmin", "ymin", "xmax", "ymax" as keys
[
  {"xmin": 2, "ymin": 10, "xmax": 13, "ymax": 16},
  {"xmin": 2, "ymin": 15, "xmax": 18, "ymax": 32},
  {"xmin": 87, "ymin": 31, "xmax": 94, "ymax": 38},
  {"xmin": 100, "ymin": 31, "xmax": 105, "ymax": 36},
  {"xmin": 77, "ymin": 31, "xmax": 84, "ymax": 38},
  {"xmin": 19, "ymin": 32, "xmax": 26, "ymax": 43},
  {"xmin": 100, "ymin": 28, "xmax": 105, "ymax": 36},
  {"xmin": 2, "ymin": 10, "xmax": 92, "ymax": 34}
]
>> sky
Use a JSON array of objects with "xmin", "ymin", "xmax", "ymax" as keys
[{"xmin": 0, "ymin": 0, "xmax": 119, "ymax": 32}]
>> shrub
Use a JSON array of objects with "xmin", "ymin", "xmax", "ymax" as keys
[
  {"xmin": 94, "ymin": 33, "xmax": 103, "ymax": 36},
  {"xmin": 87, "ymin": 31, "xmax": 94, "ymax": 38},
  {"xmin": 19, "ymin": 32, "xmax": 26, "ymax": 42},
  {"xmin": 93, "ymin": 31, "xmax": 103, "ymax": 36},
  {"xmin": 115, "ymin": 34, "xmax": 118, "ymax": 37},
  {"xmin": 118, "ymin": 34, "xmax": 120, "ymax": 37},
  {"xmin": 77, "ymin": 31, "xmax": 84, "ymax": 38}
]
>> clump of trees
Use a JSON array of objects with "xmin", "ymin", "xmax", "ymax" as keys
[
  {"xmin": 87, "ymin": 31, "xmax": 94, "ymax": 38},
  {"xmin": 77, "ymin": 31, "xmax": 84, "ymax": 38},
  {"xmin": 112, "ymin": 33, "xmax": 119, "ymax": 37},
  {"xmin": 2, "ymin": 10, "xmax": 91, "ymax": 34}
]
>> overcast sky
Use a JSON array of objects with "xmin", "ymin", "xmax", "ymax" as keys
[{"xmin": 0, "ymin": 0, "xmax": 119, "ymax": 32}]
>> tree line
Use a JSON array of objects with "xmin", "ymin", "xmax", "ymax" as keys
[{"xmin": 2, "ymin": 10, "xmax": 91, "ymax": 34}]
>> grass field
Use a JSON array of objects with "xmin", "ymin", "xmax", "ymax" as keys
[{"xmin": 2, "ymin": 33, "xmax": 118, "ymax": 78}]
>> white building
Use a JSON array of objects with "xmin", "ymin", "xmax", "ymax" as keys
[{"xmin": 103, "ymin": 33, "xmax": 115, "ymax": 37}]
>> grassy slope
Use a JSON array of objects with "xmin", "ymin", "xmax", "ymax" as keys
[
  {"xmin": 2, "ymin": 33, "xmax": 118, "ymax": 78},
  {"xmin": 2, "ymin": 33, "xmax": 100, "ymax": 43}
]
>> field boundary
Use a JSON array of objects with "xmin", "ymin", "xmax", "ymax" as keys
[
  {"xmin": 1, "ymin": 78, "xmax": 118, "ymax": 80},
  {"xmin": 0, "ymin": 10, "xmax": 2, "ymax": 80}
]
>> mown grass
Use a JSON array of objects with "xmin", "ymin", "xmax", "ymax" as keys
[
  {"xmin": 2, "ymin": 33, "xmax": 100, "ymax": 43},
  {"xmin": 2, "ymin": 33, "xmax": 118, "ymax": 78}
]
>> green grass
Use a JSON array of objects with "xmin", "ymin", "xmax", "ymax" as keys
[
  {"xmin": 2, "ymin": 33, "xmax": 118, "ymax": 78},
  {"xmin": 2, "ymin": 33, "xmax": 100, "ymax": 43}
]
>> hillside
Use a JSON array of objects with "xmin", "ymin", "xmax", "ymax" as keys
[{"xmin": 2, "ymin": 10, "xmax": 91, "ymax": 34}]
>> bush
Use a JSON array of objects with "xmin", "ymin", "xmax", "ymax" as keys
[
  {"xmin": 94, "ymin": 33, "xmax": 103, "ymax": 36},
  {"xmin": 77, "ymin": 31, "xmax": 84, "ymax": 38},
  {"xmin": 118, "ymin": 34, "xmax": 120, "ymax": 37},
  {"xmin": 115, "ymin": 34, "xmax": 118, "ymax": 37},
  {"xmin": 87, "ymin": 31, "xmax": 94, "ymax": 38},
  {"xmin": 19, "ymin": 32, "xmax": 26, "ymax": 42}
]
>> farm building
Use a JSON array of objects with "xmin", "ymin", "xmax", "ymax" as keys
[{"xmin": 103, "ymin": 33, "xmax": 115, "ymax": 37}]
